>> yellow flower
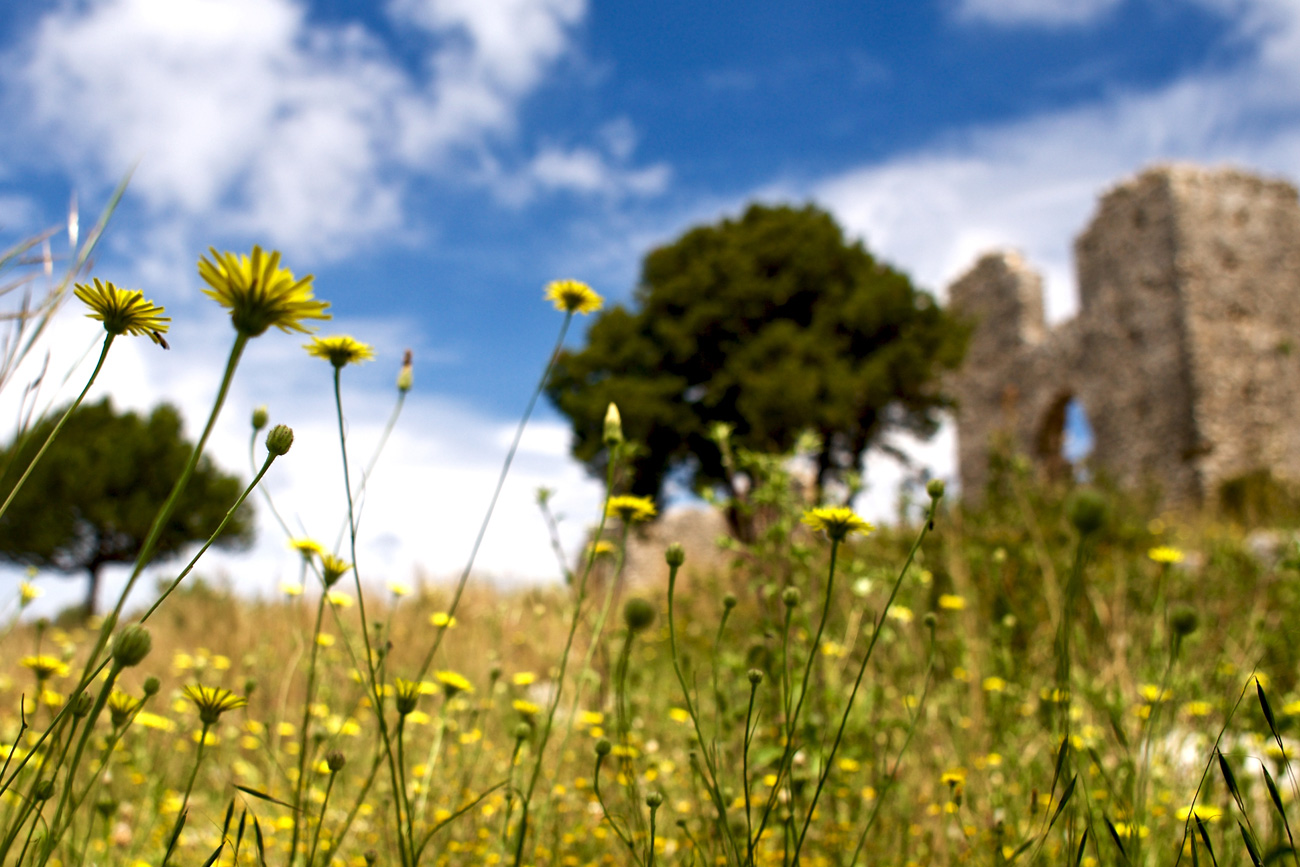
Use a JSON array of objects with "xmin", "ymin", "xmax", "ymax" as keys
[
  {"xmin": 941, "ymin": 767, "xmax": 967, "ymax": 787},
  {"xmin": 513, "ymin": 672, "xmax": 537, "ymax": 686},
  {"xmin": 545, "ymin": 279, "xmax": 603, "ymax": 315},
  {"xmin": 107, "ymin": 691, "xmax": 142, "ymax": 728},
  {"xmin": 134, "ymin": 711, "xmax": 175, "ymax": 732},
  {"xmin": 326, "ymin": 591, "xmax": 353, "ymax": 608},
  {"xmin": 320, "ymin": 555, "xmax": 352, "ymax": 587},
  {"xmin": 429, "ymin": 612, "xmax": 457, "ymax": 628},
  {"xmin": 513, "ymin": 699, "xmax": 541, "ymax": 717},
  {"xmin": 435, "ymin": 670, "xmax": 474, "ymax": 696},
  {"xmin": 74, "ymin": 278, "xmax": 170, "ymax": 346},
  {"xmin": 938, "ymin": 594, "xmax": 966, "ymax": 611},
  {"xmin": 606, "ymin": 495, "xmax": 657, "ymax": 523},
  {"xmin": 1176, "ymin": 804, "xmax": 1223, "ymax": 822},
  {"xmin": 198, "ymin": 245, "xmax": 330, "ymax": 337},
  {"xmin": 20, "ymin": 655, "xmax": 68, "ymax": 680},
  {"xmin": 304, "ymin": 335, "xmax": 375, "ymax": 368},
  {"xmin": 182, "ymin": 684, "xmax": 248, "ymax": 726},
  {"xmin": 801, "ymin": 507, "xmax": 873, "ymax": 542},
  {"xmin": 280, "ymin": 582, "xmax": 304, "ymax": 597},
  {"xmin": 983, "ymin": 677, "xmax": 1007, "ymax": 693},
  {"xmin": 19, "ymin": 581, "xmax": 41, "ymax": 606},
  {"xmin": 1148, "ymin": 546, "xmax": 1185, "ymax": 565},
  {"xmin": 289, "ymin": 538, "xmax": 324, "ymax": 558}
]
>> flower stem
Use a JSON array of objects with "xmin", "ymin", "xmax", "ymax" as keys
[{"xmin": 0, "ymin": 334, "xmax": 114, "ymax": 523}]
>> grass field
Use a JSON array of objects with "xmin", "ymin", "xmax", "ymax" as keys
[{"xmin": 1, "ymin": 241, "xmax": 1298, "ymax": 867}]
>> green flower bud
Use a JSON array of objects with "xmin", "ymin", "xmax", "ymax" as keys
[
  {"xmin": 623, "ymin": 597, "xmax": 656, "ymax": 632},
  {"xmin": 33, "ymin": 780, "xmax": 55, "ymax": 802},
  {"xmin": 723, "ymin": 593, "xmax": 738, "ymax": 611},
  {"xmin": 251, "ymin": 404, "xmax": 269, "ymax": 431},
  {"xmin": 513, "ymin": 722, "xmax": 532, "ymax": 741},
  {"xmin": 747, "ymin": 669, "xmax": 763, "ymax": 685},
  {"xmin": 143, "ymin": 676, "xmax": 161, "ymax": 696},
  {"xmin": 111, "ymin": 625, "xmax": 153, "ymax": 668},
  {"xmin": 397, "ymin": 349, "xmax": 413, "ymax": 393},
  {"xmin": 926, "ymin": 478, "xmax": 946, "ymax": 501},
  {"xmin": 265, "ymin": 424, "xmax": 294, "ymax": 456},
  {"xmin": 365, "ymin": 851, "xmax": 378, "ymax": 867},
  {"xmin": 603, "ymin": 403, "xmax": 624, "ymax": 448},
  {"xmin": 72, "ymin": 691, "xmax": 94, "ymax": 717},
  {"xmin": 326, "ymin": 750, "xmax": 347, "ymax": 772},
  {"xmin": 595, "ymin": 738, "xmax": 612, "ymax": 757},
  {"xmin": 782, "ymin": 587, "xmax": 801, "ymax": 608},
  {"xmin": 665, "ymin": 542, "xmax": 685, "ymax": 568},
  {"xmin": 645, "ymin": 791, "xmax": 664, "ymax": 808},
  {"xmin": 1066, "ymin": 489, "xmax": 1107, "ymax": 537},
  {"xmin": 1170, "ymin": 605, "xmax": 1199, "ymax": 638}
]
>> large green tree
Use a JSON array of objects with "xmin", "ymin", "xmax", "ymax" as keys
[
  {"xmin": 546, "ymin": 203, "xmax": 967, "ymax": 525},
  {"xmin": 0, "ymin": 398, "xmax": 254, "ymax": 614}
]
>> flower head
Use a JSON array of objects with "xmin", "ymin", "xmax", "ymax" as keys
[
  {"xmin": 320, "ymin": 554, "xmax": 352, "ymax": 588},
  {"xmin": 394, "ymin": 678, "xmax": 421, "ymax": 716},
  {"xmin": 1148, "ymin": 546, "xmax": 1185, "ymax": 565},
  {"xmin": 183, "ymin": 684, "xmax": 248, "ymax": 726},
  {"xmin": 435, "ymin": 670, "xmax": 474, "ymax": 696},
  {"xmin": 289, "ymin": 538, "xmax": 325, "ymax": 559},
  {"xmin": 199, "ymin": 245, "xmax": 329, "ymax": 337},
  {"xmin": 606, "ymin": 495, "xmax": 657, "ymax": 524},
  {"xmin": 21, "ymin": 655, "xmax": 68, "ymax": 681},
  {"xmin": 801, "ymin": 507, "xmax": 873, "ymax": 542},
  {"xmin": 304, "ymin": 335, "xmax": 375, "ymax": 368},
  {"xmin": 107, "ymin": 691, "xmax": 142, "ymax": 728},
  {"xmin": 545, "ymin": 279, "xmax": 603, "ymax": 315},
  {"xmin": 74, "ymin": 278, "xmax": 170, "ymax": 346}
]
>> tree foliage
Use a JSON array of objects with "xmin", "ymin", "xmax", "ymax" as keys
[
  {"xmin": 0, "ymin": 398, "xmax": 254, "ymax": 613},
  {"xmin": 546, "ymin": 203, "xmax": 968, "ymax": 518}
]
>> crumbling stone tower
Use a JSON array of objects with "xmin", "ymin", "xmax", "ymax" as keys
[{"xmin": 949, "ymin": 164, "xmax": 1300, "ymax": 505}]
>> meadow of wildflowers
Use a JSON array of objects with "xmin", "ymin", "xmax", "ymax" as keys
[{"xmin": 1, "ymin": 219, "xmax": 1299, "ymax": 867}]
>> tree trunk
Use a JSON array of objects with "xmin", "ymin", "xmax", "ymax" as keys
[{"xmin": 84, "ymin": 561, "xmax": 104, "ymax": 619}]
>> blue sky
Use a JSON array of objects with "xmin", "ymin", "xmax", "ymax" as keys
[{"xmin": 1, "ymin": 0, "xmax": 1298, "ymax": 612}]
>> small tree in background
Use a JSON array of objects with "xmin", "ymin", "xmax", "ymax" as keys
[
  {"xmin": 0, "ymin": 397, "xmax": 254, "ymax": 614},
  {"xmin": 546, "ymin": 203, "xmax": 967, "ymax": 537}
]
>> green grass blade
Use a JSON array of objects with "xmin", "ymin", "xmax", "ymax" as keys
[
  {"xmin": 1197, "ymin": 816, "xmax": 1219, "ymax": 867},
  {"xmin": 1241, "ymin": 819, "xmax": 1264, "ymax": 866}
]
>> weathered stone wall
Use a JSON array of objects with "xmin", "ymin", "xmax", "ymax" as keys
[{"xmin": 949, "ymin": 164, "xmax": 1300, "ymax": 505}]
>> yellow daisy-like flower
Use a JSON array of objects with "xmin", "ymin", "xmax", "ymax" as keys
[
  {"xmin": 326, "ymin": 591, "xmax": 353, "ymax": 608},
  {"xmin": 513, "ymin": 699, "xmax": 541, "ymax": 717},
  {"xmin": 801, "ymin": 507, "xmax": 873, "ymax": 542},
  {"xmin": 1176, "ymin": 804, "xmax": 1223, "ymax": 822},
  {"xmin": 606, "ymin": 495, "xmax": 657, "ymax": 523},
  {"xmin": 198, "ymin": 245, "xmax": 330, "ymax": 337},
  {"xmin": 545, "ymin": 279, "xmax": 603, "ymax": 315},
  {"xmin": 288, "ymin": 537, "xmax": 324, "ymax": 558},
  {"xmin": 304, "ymin": 335, "xmax": 375, "ymax": 368},
  {"xmin": 182, "ymin": 684, "xmax": 248, "ymax": 726},
  {"xmin": 435, "ymin": 670, "xmax": 474, "ymax": 696},
  {"xmin": 19, "ymin": 581, "xmax": 41, "ymax": 606},
  {"xmin": 74, "ymin": 278, "xmax": 170, "ymax": 346},
  {"xmin": 320, "ymin": 554, "xmax": 352, "ymax": 588},
  {"xmin": 1148, "ymin": 546, "xmax": 1185, "ymax": 565},
  {"xmin": 21, "ymin": 655, "xmax": 69, "ymax": 681},
  {"xmin": 107, "ymin": 691, "xmax": 142, "ymax": 728}
]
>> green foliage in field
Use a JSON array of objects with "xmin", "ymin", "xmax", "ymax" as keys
[
  {"xmin": 545, "ymin": 203, "xmax": 969, "ymax": 514},
  {"xmin": 0, "ymin": 398, "xmax": 253, "ymax": 614}
]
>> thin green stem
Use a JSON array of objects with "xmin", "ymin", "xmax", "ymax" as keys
[
  {"xmin": 791, "ymin": 506, "xmax": 938, "ymax": 866},
  {"xmin": 416, "ymin": 312, "xmax": 573, "ymax": 682},
  {"xmin": 0, "ymin": 334, "xmax": 113, "ymax": 523},
  {"xmin": 305, "ymin": 771, "xmax": 338, "ymax": 867},
  {"xmin": 289, "ymin": 592, "xmax": 329, "ymax": 866}
]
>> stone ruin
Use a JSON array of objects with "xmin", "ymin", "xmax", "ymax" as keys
[{"xmin": 948, "ymin": 164, "xmax": 1300, "ymax": 505}]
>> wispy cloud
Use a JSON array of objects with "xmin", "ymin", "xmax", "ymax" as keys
[
  {"xmin": 952, "ymin": 0, "xmax": 1125, "ymax": 27},
  {"xmin": 3, "ymin": 0, "xmax": 665, "ymax": 258}
]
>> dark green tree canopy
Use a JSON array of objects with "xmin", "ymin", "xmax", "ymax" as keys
[
  {"xmin": 0, "ymin": 398, "xmax": 254, "ymax": 613},
  {"xmin": 546, "ymin": 203, "xmax": 968, "ymax": 511}
]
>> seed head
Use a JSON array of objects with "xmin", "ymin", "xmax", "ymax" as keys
[{"xmin": 265, "ymin": 424, "xmax": 294, "ymax": 456}]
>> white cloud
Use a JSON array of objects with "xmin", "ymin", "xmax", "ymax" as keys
[
  {"xmin": 5, "ymin": 0, "xmax": 663, "ymax": 258},
  {"xmin": 953, "ymin": 0, "xmax": 1124, "ymax": 26},
  {"xmin": 0, "ymin": 299, "xmax": 603, "ymax": 617},
  {"xmin": 527, "ymin": 146, "xmax": 671, "ymax": 199}
]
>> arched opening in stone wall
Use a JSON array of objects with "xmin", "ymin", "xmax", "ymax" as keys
[{"xmin": 1035, "ymin": 392, "xmax": 1094, "ymax": 482}]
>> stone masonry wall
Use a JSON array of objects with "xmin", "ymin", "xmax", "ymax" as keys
[{"xmin": 949, "ymin": 164, "xmax": 1300, "ymax": 505}]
